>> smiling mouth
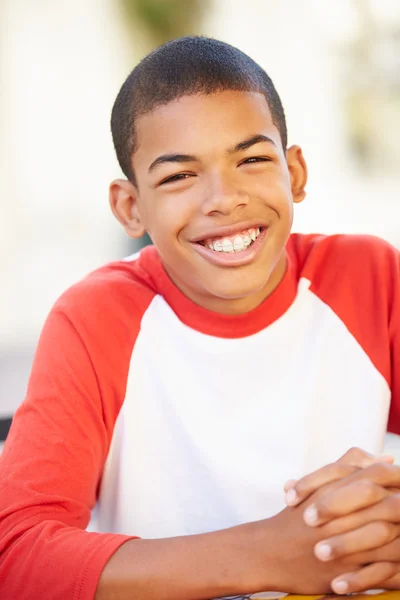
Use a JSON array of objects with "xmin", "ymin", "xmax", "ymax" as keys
[{"xmin": 197, "ymin": 227, "xmax": 263, "ymax": 253}]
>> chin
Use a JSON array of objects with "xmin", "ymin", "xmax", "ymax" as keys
[{"xmin": 207, "ymin": 279, "xmax": 268, "ymax": 302}]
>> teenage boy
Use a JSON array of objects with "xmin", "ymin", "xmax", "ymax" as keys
[{"xmin": 0, "ymin": 36, "xmax": 399, "ymax": 600}]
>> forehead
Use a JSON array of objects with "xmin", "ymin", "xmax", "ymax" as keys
[{"xmin": 133, "ymin": 90, "xmax": 281, "ymax": 166}]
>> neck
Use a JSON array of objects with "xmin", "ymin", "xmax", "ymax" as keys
[{"xmin": 163, "ymin": 253, "xmax": 288, "ymax": 316}]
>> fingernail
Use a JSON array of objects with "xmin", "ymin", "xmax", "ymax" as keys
[
  {"xmin": 315, "ymin": 542, "xmax": 332, "ymax": 561},
  {"xmin": 285, "ymin": 488, "xmax": 298, "ymax": 506},
  {"xmin": 332, "ymin": 579, "xmax": 348, "ymax": 594},
  {"xmin": 304, "ymin": 504, "xmax": 319, "ymax": 525},
  {"xmin": 283, "ymin": 479, "xmax": 297, "ymax": 493},
  {"xmin": 378, "ymin": 454, "xmax": 395, "ymax": 463}
]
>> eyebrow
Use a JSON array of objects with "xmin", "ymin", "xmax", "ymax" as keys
[
  {"xmin": 229, "ymin": 134, "xmax": 276, "ymax": 153},
  {"xmin": 148, "ymin": 153, "xmax": 197, "ymax": 174},
  {"xmin": 147, "ymin": 134, "xmax": 276, "ymax": 173}
]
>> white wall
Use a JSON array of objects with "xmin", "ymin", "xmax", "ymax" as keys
[
  {"xmin": 0, "ymin": 0, "xmax": 147, "ymax": 420},
  {"xmin": 0, "ymin": 0, "xmax": 138, "ymax": 347}
]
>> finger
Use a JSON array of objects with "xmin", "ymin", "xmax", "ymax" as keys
[
  {"xmin": 284, "ymin": 450, "xmax": 394, "ymax": 507},
  {"xmin": 338, "ymin": 447, "xmax": 394, "ymax": 469},
  {"xmin": 357, "ymin": 539, "xmax": 400, "ymax": 564},
  {"xmin": 303, "ymin": 479, "xmax": 388, "ymax": 526},
  {"xmin": 336, "ymin": 462, "xmax": 400, "ymax": 495},
  {"xmin": 301, "ymin": 462, "xmax": 400, "ymax": 514},
  {"xmin": 380, "ymin": 569, "xmax": 400, "ymax": 590},
  {"xmin": 283, "ymin": 479, "xmax": 297, "ymax": 493},
  {"xmin": 314, "ymin": 522, "xmax": 400, "ymax": 561},
  {"xmin": 331, "ymin": 562, "xmax": 400, "ymax": 595},
  {"xmin": 357, "ymin": 529, "xmax": 400, "ymax": 564},
  {"xmin": 326, "ymin": 492, "xmax": 400, "ymax": 537},
  {"xmin": 284, "ymin": 463, "xmax": 358, "ymax": 507}
]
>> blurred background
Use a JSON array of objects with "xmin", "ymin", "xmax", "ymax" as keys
[{"xmin": 1, "ymin": 0, "xmax": 400, "ymax": 451}]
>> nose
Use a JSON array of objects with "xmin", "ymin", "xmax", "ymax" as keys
[{"xmin": 201, "ymin": 171, "xmax": 249, "ymax": 216}]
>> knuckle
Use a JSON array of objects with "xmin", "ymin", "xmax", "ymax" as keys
[
  {"xmin": 343, "ymin": 465, "xmax": 358, "ymax": 477},
  {"xmin": 313, "ymin": 485, "xmax": 328, "ymax": 502},
  {"xmin": 342, "ymin": 447, "xmax": 365, "ymax": 462},
  {"xmin": 374, "ymin": 520, "xmax": 393, "ymax": 541},
  {"xmin": 389, "ymin": 493, "xmax": 400, "ymax": 511},
  {"xmin": 380, "ymin": 461, "xmax": 394, "ymax": 475},
  {"xmin": 315, "ymin": 495, "xmax": 333, "ymax": 516},
  {"xmin": 355, "ymin": 478, "xmax": 377, "ymax": 500},
  {"xmin": 328, "ymin": 462, "xmax": 341, "ymax": 477},
  {"xmin": 364, "ymin": 461, "xmax": 390, "ymax": 479},
  {"xmin": 330, "ymin": 462, "xmax": 353, "ymax": 479},
  {"xmin": 383, "ymin": 461, "xmax": 395, "ymax": 476}
]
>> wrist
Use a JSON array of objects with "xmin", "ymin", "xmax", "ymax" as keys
[
  {"xmin": 228, "ymin": 517, "xmax": 286, "ymax": 594},
  {"xmin": 96, "ymin": 518, "xmax": 285, "ymax": 600}
]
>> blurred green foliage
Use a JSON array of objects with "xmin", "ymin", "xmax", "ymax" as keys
[{"xmin": 121, "ymin": 0, "xmax": 208, "ymax": 46}]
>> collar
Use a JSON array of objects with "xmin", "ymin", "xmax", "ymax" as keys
[{"xmin": 139, "ymin": 243, "xmax": 298, "ymax": 338}]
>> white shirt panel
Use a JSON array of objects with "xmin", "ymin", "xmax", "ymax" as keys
[{"xmin": 97, "ymin": 278, "xmax": 390, "ymax": 538}]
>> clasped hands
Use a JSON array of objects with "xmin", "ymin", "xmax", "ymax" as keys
[{"xmin": 284, "ymin": 448, "xmax": 400, "ymax": 595}]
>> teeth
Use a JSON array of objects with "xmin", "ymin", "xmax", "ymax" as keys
[
  {"xmin": 243, "ymin": 235, "xmax": 251, "ymax": 246},
  {"xmin": 204, "ymin": 227, "xmax": 262, "ymax": 253},
  {"xmin": 209, "ymin": 240, "xmax": 223, "ymax": 251},
  {"xmin": 221, "ymin": 239, "xmax": 234, "ymax": 253},
  {"xmin": 233, "ymin": 236, "xmax": 245, "ymax": 251}
]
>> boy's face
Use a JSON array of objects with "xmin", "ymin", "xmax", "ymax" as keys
[{"xmin": 110, "ymin": 90, "xmax": 307, "ymax": 314}]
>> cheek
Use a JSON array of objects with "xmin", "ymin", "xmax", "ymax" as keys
[
  {"xmin": 248, "ymin": 166, "xmax": 290, "ymax": 196},
  {"xmin": 255, "ymin": 175, "xmax": 293, "ymax": 216},
  {"xmin": 145, "ymin": 199, "xmax": 194, "ymax": 246}
]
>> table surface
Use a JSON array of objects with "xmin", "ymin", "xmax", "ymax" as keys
[
  {"xmin": 286, "ymin": 593, "xmax": 400, "ymax": 599},
  {"xmin": 239, "ymin": 591, "xmax": 400, "ymax": 599}
]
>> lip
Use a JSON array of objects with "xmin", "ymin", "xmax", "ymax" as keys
[
  {"xmin": 190, "ymin": 221, "xmax": 267, "ymax": 244},
  {"xmin": 191, "ymin": 227, "xmax": 268, "ymax": 267}
]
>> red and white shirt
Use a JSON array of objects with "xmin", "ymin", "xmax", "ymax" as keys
[{"xmin": 0, "ymin": 233, "xmax": 399, "ymax": 599}]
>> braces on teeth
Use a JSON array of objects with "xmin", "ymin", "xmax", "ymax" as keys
[{"xmin": 206, "ymin": 228, "xmax": 261, "ymax": 253}]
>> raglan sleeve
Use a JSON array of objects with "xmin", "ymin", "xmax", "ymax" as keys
[
  {"xmin": 387, "ymin": 245, "xmax": 400, "ymax": 434},
  {"xmin": 0, "ymin": 303, "xmax": 136, "ymax": 600}
]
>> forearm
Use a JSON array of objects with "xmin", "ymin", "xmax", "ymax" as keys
[{"xmin": 95, "ymin": 520, "xmax": 275, "ymax": 600}]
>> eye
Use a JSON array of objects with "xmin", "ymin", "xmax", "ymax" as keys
[
  {"xmin": 240, "ymin": 156, "xmax": 271, "ymax": 165},
  {"xmin": 159, "ymin": 173, "xmax": 194, "ymax": 186}
]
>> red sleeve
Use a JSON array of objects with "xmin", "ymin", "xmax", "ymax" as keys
[
  {"xmin": 293, "ymin": 234, "xmax": 400, "ymax": 434},
  {"xmin": 0, "ymin": 263, "xmax": 154, "ymax": 599},
  {"xmin": 387, "ymin": 246, "xmax": 400, "ymax": 433}
]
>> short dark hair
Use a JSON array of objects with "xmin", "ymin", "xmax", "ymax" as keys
[{"xmin": 111, "ymin": 36, "xmax": 287, "ymax": 184}]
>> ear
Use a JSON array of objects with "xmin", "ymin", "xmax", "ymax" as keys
[
  {"xmin": 286, "ymin": 145, "xmax": 308, "ymax": 204},
  {"xmin": 109, "ymin": 179, "xmax": 146, "ymax": 239}
]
